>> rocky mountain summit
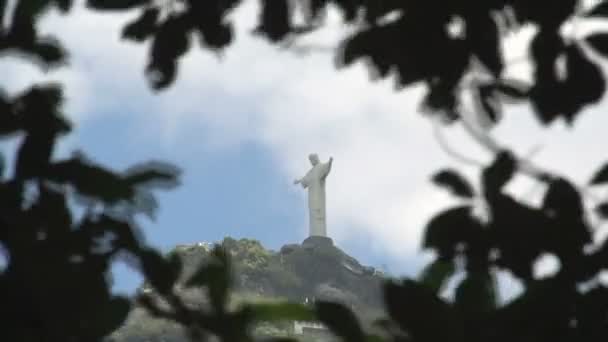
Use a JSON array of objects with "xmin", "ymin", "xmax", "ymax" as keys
[{"xmin": 109, "ymin": 237, "xmax": 386, "ymax": 342}]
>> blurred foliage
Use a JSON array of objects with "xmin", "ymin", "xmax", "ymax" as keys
[{"xmin": 2, "ymin": 0, "xmax": 608, "ymax": 342}]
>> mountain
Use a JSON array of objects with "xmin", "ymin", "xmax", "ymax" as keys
[{"xmin": 108, "ymin": 237, "xmax": 387, "ymax": 342}]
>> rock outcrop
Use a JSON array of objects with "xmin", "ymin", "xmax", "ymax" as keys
[{"xmin": 109, "ymin": 237, "xmax": 386, "ymax": 342}]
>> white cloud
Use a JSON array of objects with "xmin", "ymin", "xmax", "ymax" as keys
[{"xmin": 3, "ymin": 1, "xmax": 608, "ymax": 281}]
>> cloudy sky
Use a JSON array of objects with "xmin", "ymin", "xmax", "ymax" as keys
[{"xmin": 2, "ymin": 1, "xmax": 608, "ymax": 299}]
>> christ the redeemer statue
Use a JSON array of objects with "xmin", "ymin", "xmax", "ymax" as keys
[{"xmin": 294, "ymin": 154, "xmax": 333, "ymax": 237}]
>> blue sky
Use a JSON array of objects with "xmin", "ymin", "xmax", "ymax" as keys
[{"xmin": 3, "ymin": 1, "xmax": 608, "ymax": 299}]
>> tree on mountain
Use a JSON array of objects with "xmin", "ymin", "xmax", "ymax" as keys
[{"xmin": 2, "ymin": 0, "xmax": 608, "ymax": 341}]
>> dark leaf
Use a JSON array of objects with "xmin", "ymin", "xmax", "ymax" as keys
[
  {"xmin": 33, "ymin": 184, "xmax": 71, "ymax": 233},
  {"xmin": 494, "ymin": 279, "xmax": 576, "ymax": 340},
  {"xmin": 419, "ymin": 259, "xmax": 455, "ymax": 294},
  {"xmin": 542, "ymin": 178, "xmax": 583, "ymax": 220},
  {"xmin": 596, "ymin": 202, "xmax": 608, "ymax": 219},
  {"xmin": 188, "ymin": 0, "xmax": 234, "ymax": 49},
  {"xmin": 146, "ymin": 59, "xmax": 177, "ymax": 90},
  {"xmin": 53, "ymin": 0, "xmax": 72, "ymax": 12},
  {"xmin": 185, "ymin": 246, "xmax": 231, "ymax": 312},
  {"xmin": 0, "ymin": 0, "xmax": 6, "ymax": 30},
  {"xmin": 590, "ymin": 163, "xmax": 608, "ymax": 185},
  {"xmin": 421, "ymin": 82, "xmax": 459, "ymax": 122},
  {"xmin": 562, "ymin": 44, "xmax": 605, "ymax": 123},
  {"xmin": 511, "ymin": 0, "xmax": 575, "ymax": 27},
  {"xmin": 124, "ymin": 161, "xmax": 181, "ymax": 189},
  {"xmin": 46, "ymin": 157, "xmax": 133, "ymax": 203},
  {"xmin": 247, "ymin": 302, "xmax": 316, "ymax": 322},
  {"xmin": 29, "ymin": 37, "xmax": 67, "ymax": 66},
  {"xmin": 432, "ymin": 169, "xmax": 475, "ymax": 198},
  {"xmin": 87, "ymin": 0, "xmax": 149, "ymax": 10},
  {"xmin": 15, "ymin": 132, "xmax": 56, "ymax": 179},
  {"xmin": 139, "ymin": 248, "xmax": 180, "ymax": 294},
  {"xmin": 90, "ymin": 296, "xmax": 131, "ymax": 337},
  {"xmin": 454, "ymin": 272, "xmax": 498, "ymax": 316},
  {"xmin": 121, "ymin": 8, "xmax": 159, "ymax": 42},
  {"xmin": 146, "ymin": 15, "xmax": 191, "ymax": 89},
  {"xmin": 423, "ymin": 206, "xmax": 479, "ymax": 258},
  {"xmin": 256, "ymin": 0, "xmax": 291, "ymax": 41},
  {"xmin": 482, "ymin": 150, "xmax": 516, "ymax": 196},
  {"xmin": 307, "ymin": 0, "xmax": 327, "ymax": 22},
  {"xmin": 198, "ymin": 22, "xmax": 233, "ymax": 49},
  {"xmin": 88, "ymin": 214, "xmax": 142, "ymax": 252},
  {"xmin": 315, "ymin": 301, "xmax": 365, "ymax": 342},
  {"xmin": 577, "ymin": 286, "xmax": 608, "ymax": 340},
  {"xmin": 529, "ymin": 29, "xmax": 566, "ymax": 124},
  {"xmin": 384, "ymin": 280, "xmax": 455, "ymax": 341},
  {"xmin": 586, "ymin": 33, "xmax": 608, "ymax": 57},
  {"xmin": 467, "ymin": 14, "xmax": 503, "ymax": 76},
  {"xmin": 586, "ymin": 1, "xmax": 608, "ymax": 17},
  {"xmin": 0, "ymin": 93, "xmax": 21, "ymax": 136},
  {"xmin": 15, "ymin": 84, "xmax": 69, "ymax": 133}
]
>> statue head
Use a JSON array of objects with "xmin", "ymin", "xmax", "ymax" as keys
[{"xmin": 309, "ymin": 153, "xmax": 320, "ymax": 165}]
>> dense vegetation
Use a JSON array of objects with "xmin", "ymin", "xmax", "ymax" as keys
[{"xmin": 2, "ymin": 0, "xmax": 608, "ymax": 341}]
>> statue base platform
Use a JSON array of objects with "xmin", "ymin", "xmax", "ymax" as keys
[{"xmin": 302, "ymin": 236, "xmax": 334, "ymax": 249}]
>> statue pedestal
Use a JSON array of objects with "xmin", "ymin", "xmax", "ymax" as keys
[{"xmin": 302, "ymin": 236, "xmax": 334, "ymax": 249}]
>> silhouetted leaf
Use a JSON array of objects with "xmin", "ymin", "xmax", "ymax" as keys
[
  {"xmin": 140, "ymin": 248, "xmax": 180, "ymax": 294},
  {"xmin": 316, "ymin": 301, "xmax": 365, "ymax": 342},
  {"xmin": 562, "ymin": 44, "xmax": 606, "ymax": 123},
  {"xmin": 432, "ymin": 169, "xmax": 475, "ymax": 198},
  {"xmin": 187, "ymin": 0, "xmax": 235, "ymax": 49},
  {"xmin": 28, "ymin": 37, "xmax": 67, "ymax": 66},
  {"xmin": 384, "ymin": 280, "xmax": 455, "ymax": 341},
  {"xmin": 307, "ymin": 0, "xmax": 327, "ymax": 22},
  {"xmin": 0, "ymin": 94, "xmax": 20, "ymax": 136},
  {"xmin": 53, "ymin": 0, "xmax": 72, "ymax": 12},
  {"xmin": 587, "ymin": 33, "xmax": 608, "ymax": 57},
  {"xmin": 14, "ymin": 84, "xmax": 69, "ymax": 133},
  {"xmin": 247, "ymin": 302, "xmax": 316, "ymax": 322},
  {"xmin": 47, "ymin": 157, "xmax": 132, "ymax": 202},
  {"xmin": 424, "ymin": 206, "xmax": 480, "ymax": 258},
  {"xmin": 91, "ymin": 296, "xmax": 131, "ymax": 337},
  {"xmin": 529, "ymin": 29, "xmax": 566, "ymax": 124},
  {"xmin": 596, "ymin": 202, "xmax": 608, "ymax": 219},
  {"xmin": 590, "ymin": 163, "xmax": 608, "ymax": 185},
  {"xmin": 256, "ymin": 0, "xmax": 291, "ymax": 41},
  {"xmin": 543, "ymin": 178, "xmax": 583, "ymax": 220},
  {"xmin": 146, "ymin": 14, "xmax": 191, "ymax": 89},
  {"xmin": 15, "ymin": 132, "xmax": 56, "ymax": 179},
  {"xmin": 454, "ymin": 272, "xmax": 497, "ymax": 315},
  {"xmin": 482, "ymin": 151, "xmax": 516, "ymax": 196},
  {"xmin": 124, "ymin": 161, "xmax": 181, "ymax": 189},
  {"xmin": 0, "ymin": 0, "xmax": 7, "ymax": 30},
  {"xmin": 587, "ymin": 2, "xmax": 608, "ymax": 17},
  {"xmin": 121, "ymin": 8, "xmax": 159, "ymax": 42},
  {"xmin": 185, "ymin": 246, "xmax": 231, "ymax": 312},
  {"xmin": 511, "ymin": 0, "xmax": 576, "ymax": 27},
  {"xmin": 332, "ymin": 0, "xmax": 360, "ymax": 21},
  {"xmin": 419, "ymin": 259, "xmax": 455, "ymax": 294},
  {"xmin": 87, "ymin": 0, "xmax": 149, "ymax": 10},
  {"xmin": 468, "ymin": 14, "xmax": 503, "ymax": 76}
]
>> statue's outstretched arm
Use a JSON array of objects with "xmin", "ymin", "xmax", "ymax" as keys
[
  {"xmin": 294, "ymin": 177, "xmax": 309, "ymax": 188},
  {"xmin": 322, "ymin": 157, "xmax": 333, "ymax": 177}
]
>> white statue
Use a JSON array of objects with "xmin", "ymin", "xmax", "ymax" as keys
[{"xmin": 294, "ymin": 154, "xmax": 333, "ymax": 237}]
